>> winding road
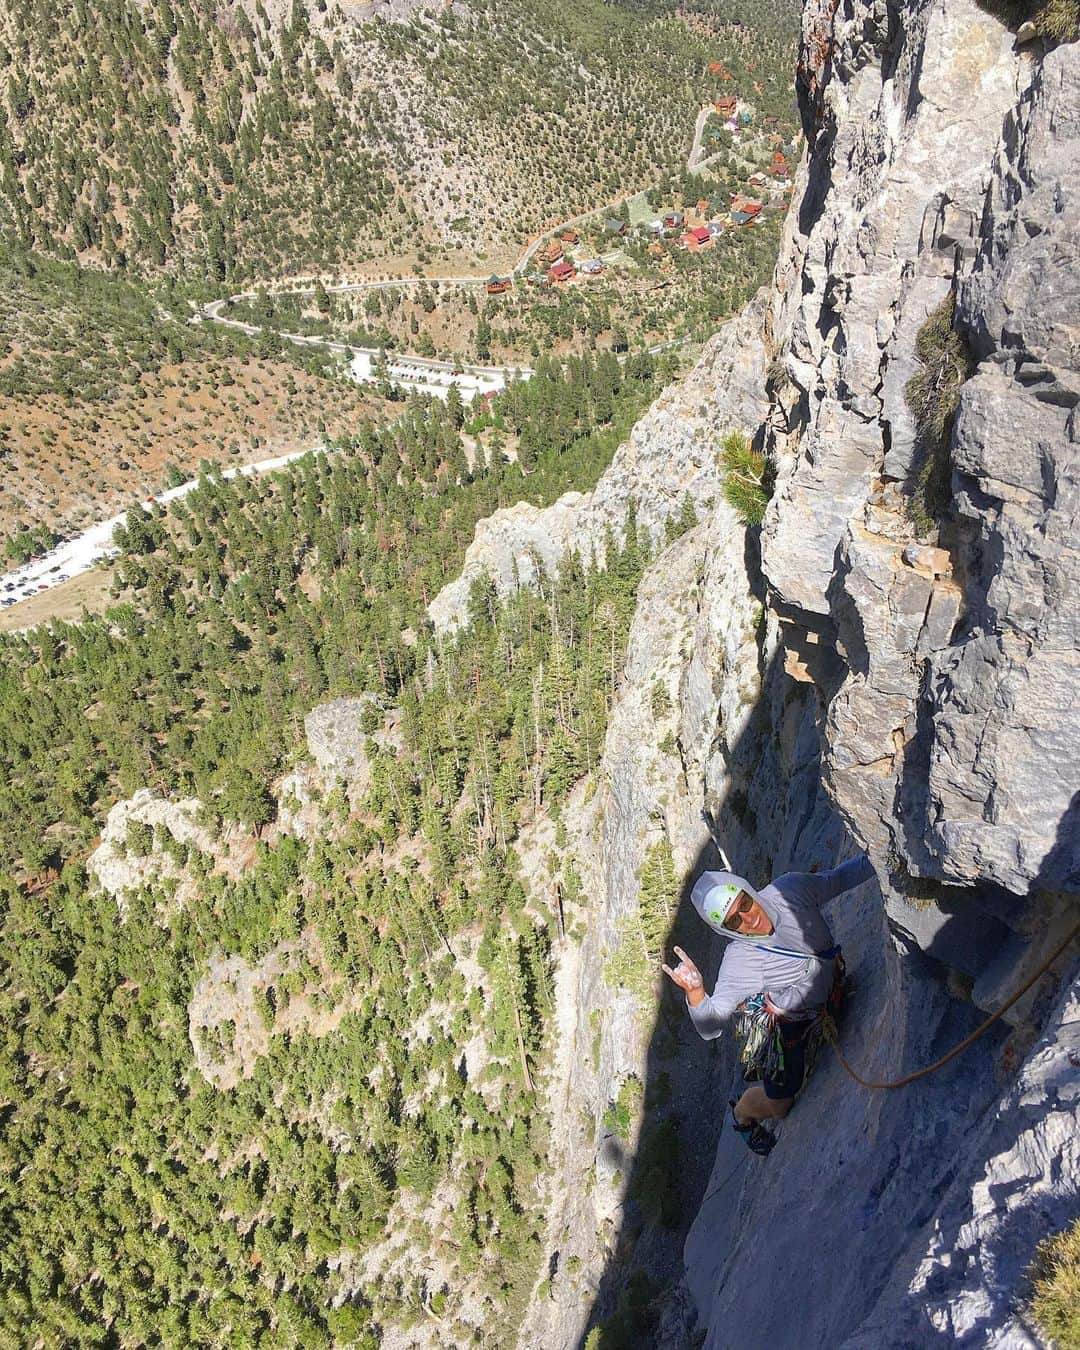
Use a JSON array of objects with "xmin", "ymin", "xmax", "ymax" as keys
[
  {"xmin": 5, "ymin": 100, "xmax": 773, "ymax": 624},
  {"xmin": 198, "ymin": 295, "xmax": 530, "ymax": 401}
]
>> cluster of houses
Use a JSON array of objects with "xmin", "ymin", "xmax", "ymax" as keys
[
  {"xmin": 518, "ymin": 226, "xmax": 610, "ymax": 287},
  {"xmin": 642, "ymin": 193, "xmax": 768, "ymax": 250},
  {"xmin": 512, "ymin": 186, "xmax": 780, "ymax": 291},
  {"xmin": 484, "ymin": 98, "xmax": 800, "ymax": 294}
]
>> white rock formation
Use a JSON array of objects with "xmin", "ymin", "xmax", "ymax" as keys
[
  {"xmin": 88, "ymin": 788, "xmax": 216, "ymax": 916},
  {"xmin": 275, "ymin": 695, "xmax": 403, "ymax": 839}
]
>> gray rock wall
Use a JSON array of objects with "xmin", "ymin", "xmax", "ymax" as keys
[
  {"xmin": 688, "ymin": 3, "xmax": 1080, "ymax": 1345},
  {"xmin": 426, "ymin": 3, "xmax": 1080, "ymax": 1344},
  {"xmin": 761, "ymin": 1, "xmax": 1079, "ymax": 936}
]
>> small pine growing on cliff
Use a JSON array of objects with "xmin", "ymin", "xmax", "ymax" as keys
[{"xmin": 719, "ymin": 430, "xmax": 772, "ymax": 526}]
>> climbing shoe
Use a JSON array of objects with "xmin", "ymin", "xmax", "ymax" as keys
[{"xmin": 729, "ymin": 1098, "xmax": 776, "ymax": 1156}]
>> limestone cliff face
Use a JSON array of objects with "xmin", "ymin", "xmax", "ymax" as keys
[
  {"xmin": 762, "ymin": 0, "xmax": 1079, "ymax": 948},
  {"xmin": 433, "ymin": 3, "xmax": 1078, "ymax": 1346}
]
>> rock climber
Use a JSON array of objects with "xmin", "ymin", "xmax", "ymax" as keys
[{"xmin": 662, "ymin": 854, "xmax": 875, "ymax": 1156}]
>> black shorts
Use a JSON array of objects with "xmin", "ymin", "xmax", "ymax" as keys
[{"xmin": 763, "ymin": 1022, "xmax": 811, "ymax": 1100}]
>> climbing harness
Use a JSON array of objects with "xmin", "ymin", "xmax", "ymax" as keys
[
  {"xmin": 735, "ymin": 952, "xmax": 849, "ymax": 1086},
  {"xmin": 825, "ymin": 919, "xmax": 1080, "ymax": 1091}
]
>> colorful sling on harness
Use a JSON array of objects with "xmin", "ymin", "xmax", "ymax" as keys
[{"xmin": 734, "ymin": 953, "xmax": 848, "ymax": 1084}]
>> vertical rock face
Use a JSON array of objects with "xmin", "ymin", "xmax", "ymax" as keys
[
  {"xmin": 761, "ymin": 1, "xmax": 1079, "ymax": 921},
  {"xmin": 432, "ymin": 3, "xmax": 1078, "ymax": 1345},
  {"xmin": 515, "ymin": 503, "xmax": 850, "ymax": 1350},
  {"xmin": 678, "ymin": 4, "xmax": 1079, "ymax": 1346}
]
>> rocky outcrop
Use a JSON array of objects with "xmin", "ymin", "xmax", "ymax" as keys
[
  {"xmin": 188, "ymin": 932, "xmax": 359, "ymax": 1090},
  {"xmin": 304, "ymin": 696, "xmax": 380, "ymax": 783},
  {"xmin": 275, "ymin": 695, "xmax": 403, "ymax": 838},
  {"xmin": 756, "ymin": 1, "xmax": 1079, "ymax": 997},
  {"xmin": 844, "ymin": 975, "xmax": 1080, "ymax": 1348},
  {"xmin": 88, "ymin": 788, "xmax": 216, "ymax": 916},
  {"xmin": 427, "ymin": 292, "xmax": 770, "ymax": 632}
]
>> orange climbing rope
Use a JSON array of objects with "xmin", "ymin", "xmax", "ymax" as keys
[{"xmin": 825, "ymin": 919, "xmax": 1080, "ymax": 1090}]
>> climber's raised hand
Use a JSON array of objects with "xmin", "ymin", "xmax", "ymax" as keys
[{"xmin": 661, "ymin": 946, "xmax": 704, "ymax": 1002}]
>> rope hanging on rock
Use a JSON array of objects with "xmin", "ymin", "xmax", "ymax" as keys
[{"xmin": 825, "ymin": 919, "xmax": 1080, "ymax": 1091}]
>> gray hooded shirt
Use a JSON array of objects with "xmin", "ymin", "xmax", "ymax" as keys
[{"xmin": 686, "ymin": 854, "xmax": 875, "ymax": 1040}]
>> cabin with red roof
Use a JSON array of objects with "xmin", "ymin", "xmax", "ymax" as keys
[
  {"xmin": 549, "ymin": 260, "xmax": 576, "ymax": 282},
  {"xmin": 486, "ymin": 275, "xmax": 511, "ymax": 294},
  {"xmin": 682, "ymin": 226, "xmax": 713, "ymax": 251},
  {"xmin": 730, "ymin": 195, "xmax": 763, "ymax": 218}
]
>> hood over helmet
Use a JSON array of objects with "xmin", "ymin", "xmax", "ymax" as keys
[{"xmin": 690, "ymin": 870, "xmax": 779, "ymax": 944}]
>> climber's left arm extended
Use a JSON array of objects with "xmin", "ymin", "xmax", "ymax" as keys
[{"xmin": 772, "ymin": 853, "xmax": 876, "ymax": 909}]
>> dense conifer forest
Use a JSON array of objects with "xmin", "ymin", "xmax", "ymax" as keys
[{"xmin": 0, "ymin": 353, "xmax": 686, "ymax": 1345}]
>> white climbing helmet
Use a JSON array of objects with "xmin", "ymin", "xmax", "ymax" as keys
[{"xmin": 690, "ymin": 870, "xmax": 768, "ymax": 934}]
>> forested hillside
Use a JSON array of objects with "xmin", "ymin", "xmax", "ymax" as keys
[
  {"xmin": 0, "ymin": 354, "xmax": 678, "ymax": 1345},
  {"xmin": 0, "ymin": 243, "xmax": 384, "ymax": 543},
  {"xmin": 0, "ymin": 3, "xmax": 804, "ymax": 1342},
  {"xmin": 0, "ymin": 0, "xmax": 799, "ymax": 281}
]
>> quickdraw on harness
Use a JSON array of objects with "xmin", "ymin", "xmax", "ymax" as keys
[{"xmin": 733, "ymin": 947, "xmax": 847, "ymax": 1085}]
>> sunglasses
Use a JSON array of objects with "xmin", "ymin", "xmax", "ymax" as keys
[{"xmin": 722, "ymin": 893, "xmax": 755, "ymax": 931}]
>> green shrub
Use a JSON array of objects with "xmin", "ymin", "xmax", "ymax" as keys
[
  {"xmin": 1029, "ymin": 1219, "xmax": 1080, "ymax": 1348},
  {"xmin": 976, "ymin": 0, "xmax": 1080, "ymax": 40},
  {"xmin": 124, "ymin": 819, "xmax": 154, "ymax": 857},
  {"xmin": 602, "ymin": 1075, "xmax": 643, "ymax": 1141},
  {"xmin": 903, "ymin": 294, "xmax": 975, "ymax": 533},
  {"xmin": 719, "ymin": 430, "xmax": 771, "ymax": 526}
]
